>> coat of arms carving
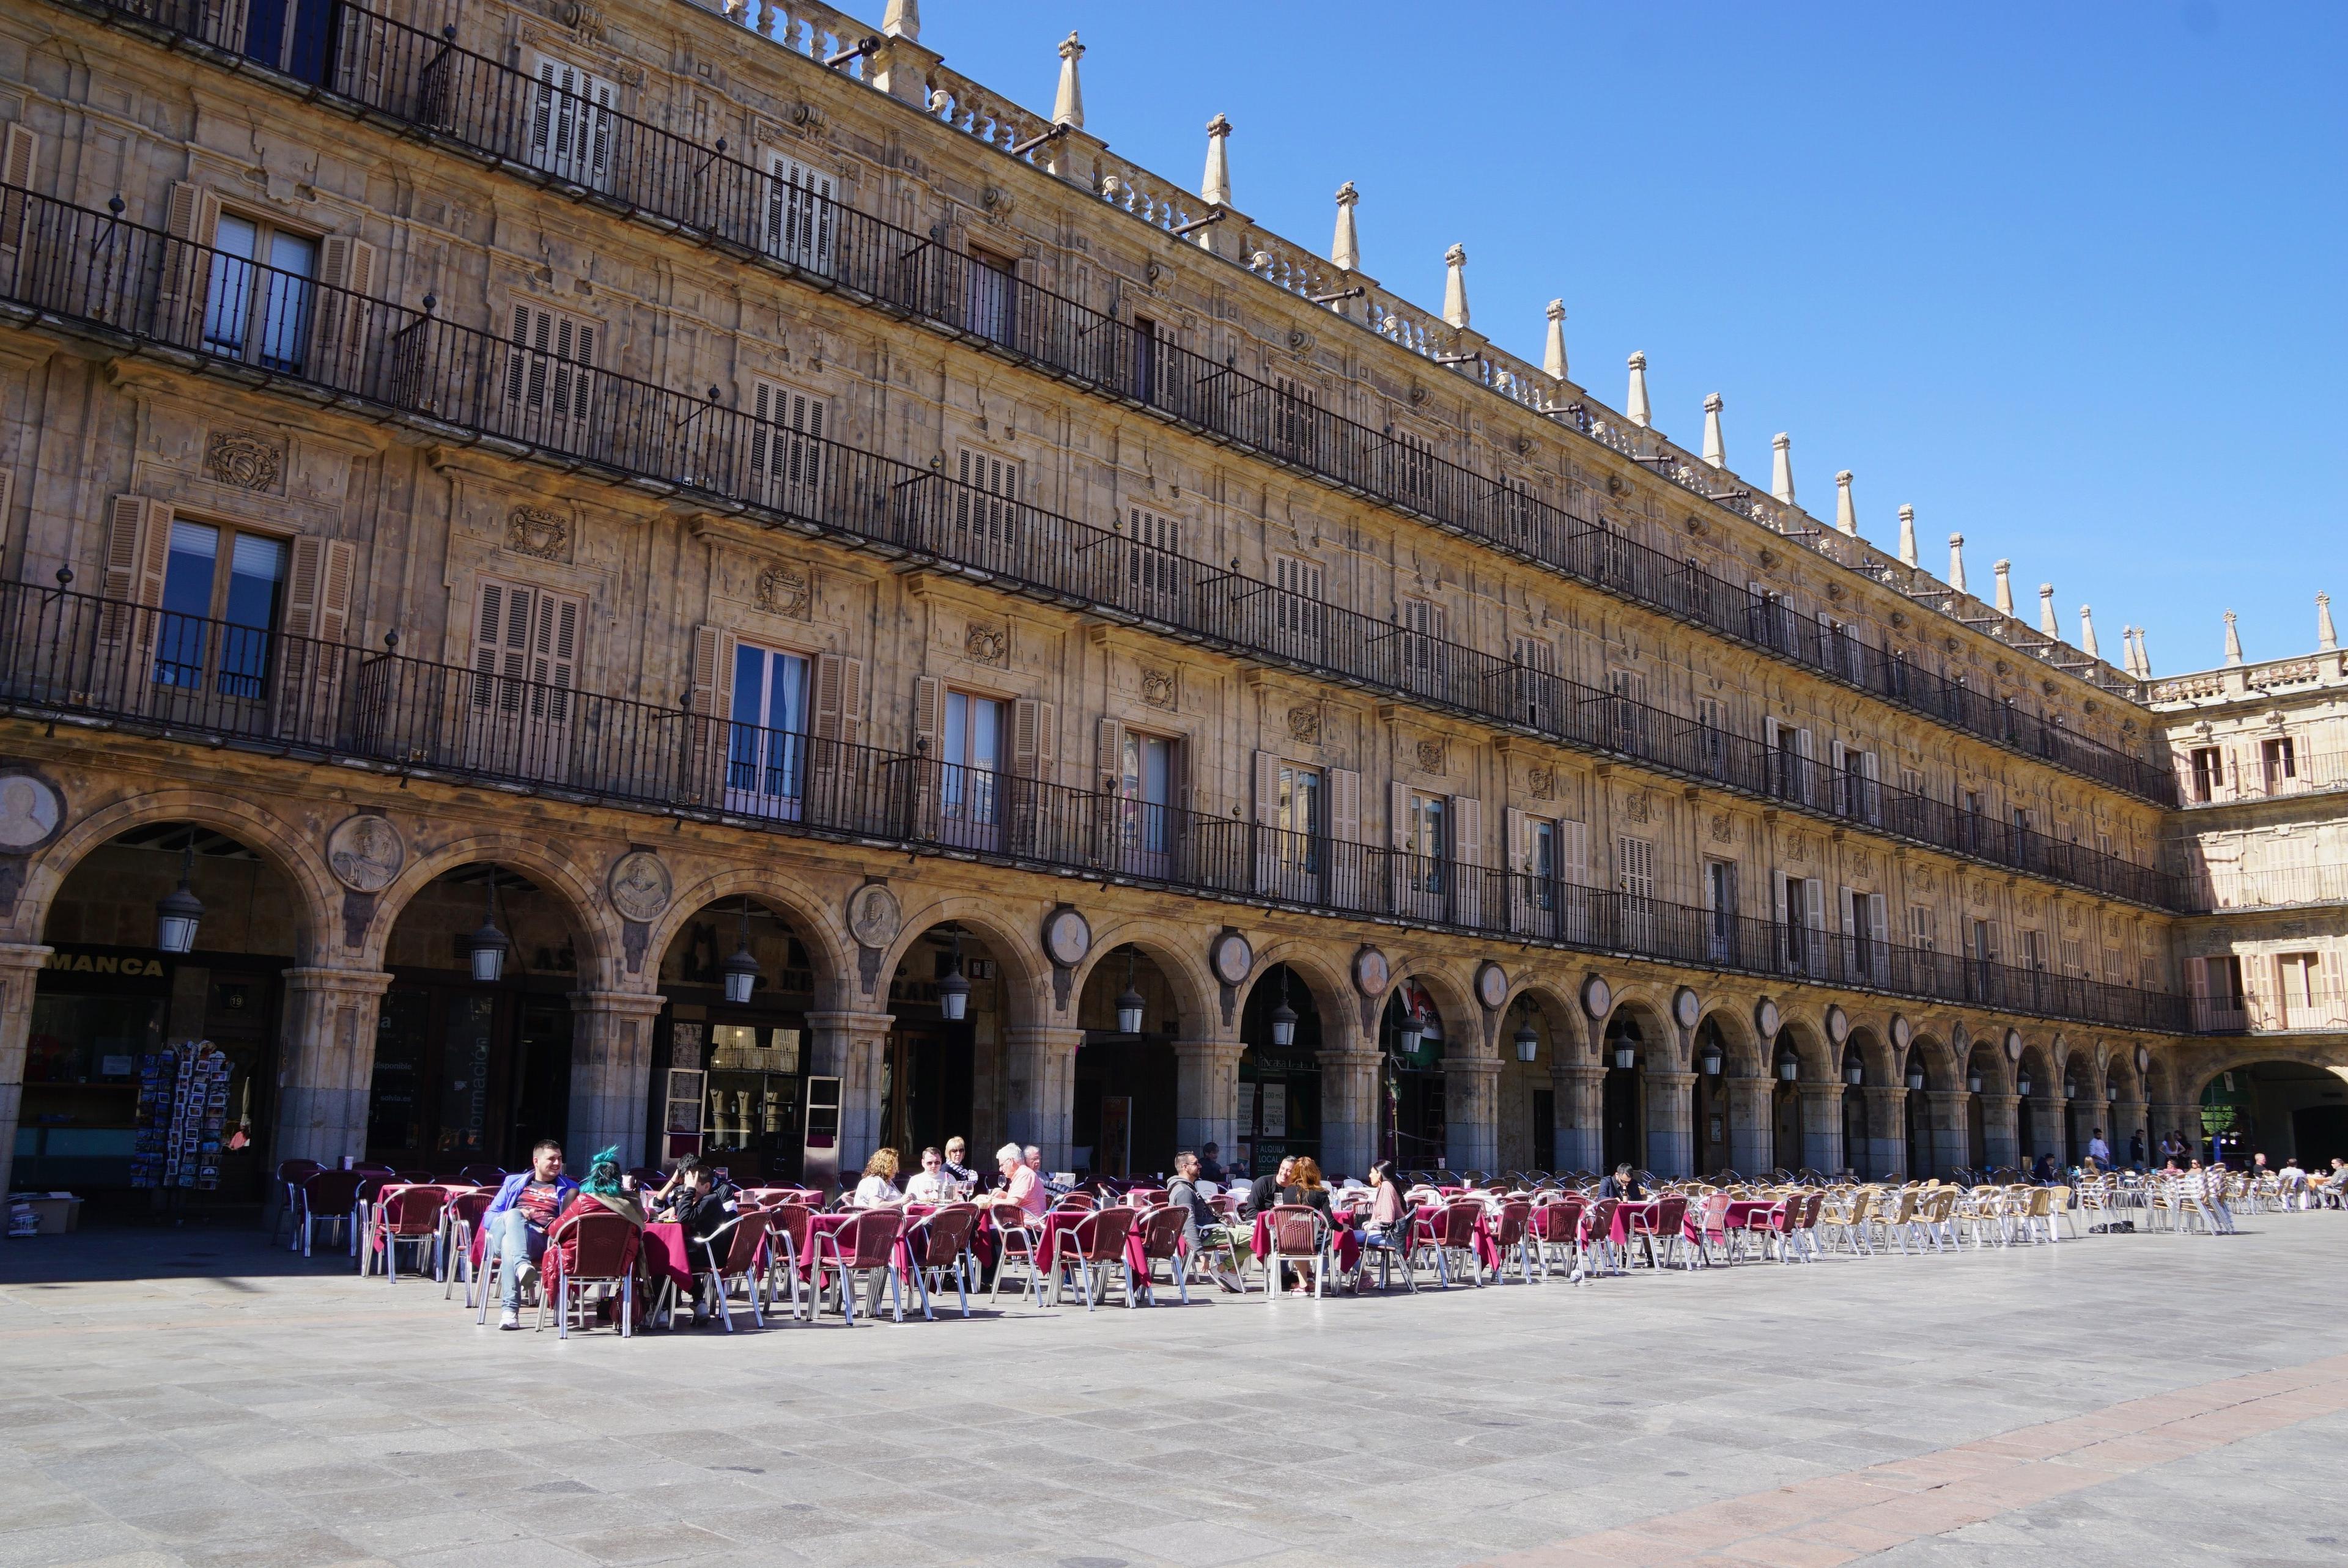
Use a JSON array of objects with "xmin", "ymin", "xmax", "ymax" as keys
[
  {"xmin": 204, "ymin": 430, "xmax": 282, "ymax": 491},
  {"xmin": 504, "ymin": 506, "xmax": 570, "ymax": 561}
]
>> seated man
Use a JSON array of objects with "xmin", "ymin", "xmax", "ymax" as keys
[
  {"xmin": 485, "ymin": 1139, "xmax": 576, "ymax": 1330},
  {"xmin": 1167, "ymin": 1149, "xmax": 1246, "ymax": 1292},
  {"xmin": 1597, "ymin": 1162, "xmax": 1646, "ymax": 1201},
  {"xmin": 1195, "ymin": 1142, "xmax": 1227, "ymax": 1186},
  {"xmin": 668, "ymin": 1164, "xmax": 738, "ymax": 1325},
  {"xmin": 903, "ymin": 1146, "xmax": 952, "ymax": 1205},
  {"xmin": 1000, "ymin": 1142, "xmax": 1049, "ymax": 1221},
  {"xmin": 1243, "ymin": 1157, "xmax": 1295, "ymax": 1218}
]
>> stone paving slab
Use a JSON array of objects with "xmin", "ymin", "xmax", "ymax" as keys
[{"xmin": 2, "ymin": 1215, "xmax": 2342, "ymax": 1566}]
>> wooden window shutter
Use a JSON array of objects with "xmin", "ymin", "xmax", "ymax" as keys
[
  {"xmin": 1559, "ymin": 819, "xmax": 1587, "ymax": 885},
  {"xmin": 1505, "ymin": 806, "xmax": 1529, "ymax": 873},
  {"xmin": 810, "ymin": 653, "xmax": 863, "ymax": 745},
  {"xmin": 688, "ymin": 624, "xmax": 735, "ymax": 717},
  {"xmin": 1868, "ymin": 893, "xmax": 1888, "ymax": 946},
  {"xmin": 0, "ymin": 124, "xmax": 37, "ymax": 268},
  {"xmin": 315, "ymin": 235, "xmax": 378, "ymax": 384},
  {"xmin": 1840, "ymin": 887, "xmax": 1859, "ymax": 937},
  {"xmin": 0, "ymin": 466, "xmax": 13, "ymax": 551},
  {"xmin": 1252, "ymin": 749, "xmax": 1278, "ymax": 825},
  {"xmin": 1327, "ymin": 767, "xmax": 1360, "ymax": 844},
  {"xmin": 1389, "ymin": 779, "xmax": 1411, "ymax": 850},
  {"xmin": 1771, "ymin": 869, "xmax": 1790, "ymax": 925},
  {"xmin": 1802, "ymin": 878, "xmax": 1824, "ymax": 933},
  {"xmin": 1450, "ymin": 795, "xmax": 1482, "ymax": 867},
  {"xmin": 1011, "ymin": 698, "xmax": 1055, "ymax": 780},
  {"xmin": 156, "ymin": 182, "xmax": 221, "ymax": 345},
  {"xmin": 102, "ymin": 495, "xmax": 171, "ymax": 608},
  {"xmin": 280, "ymin": 537, "xmax": 356, "ymax": 643},
  {"xmin": 1098, "ymin": 718, "xmax": 1126, "ymax": 793},
  {"xmin": 913, "ymin": 675, "xmax": 942, "ymax": 755}
]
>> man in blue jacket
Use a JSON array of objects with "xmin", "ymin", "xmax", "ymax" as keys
[{"xmin": 483, "ymin": 1140, "xmax": 575, "ymax": 1329}]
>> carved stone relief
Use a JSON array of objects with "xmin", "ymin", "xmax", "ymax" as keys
[
  {"xmin": 204, "ymin": 429, "xmax": 283, "ymax": 491},
  {"xmin": 965, "ymin": 620, "xmax": 1008, "ymax": 664},
  {"xmin": 504, "ymin": 506, "xmax": 571, "ymax": 561},
  {"xmin": 326, "ymin": 814, "xmax": 404, "ymax": 893},
  {"xmin": 756, "ymin": 563, "xmax": 812, "ymax": 619},
  {"xmin": 1140, "ymin": 666, "xmax": 1177, "ymax": 710}
]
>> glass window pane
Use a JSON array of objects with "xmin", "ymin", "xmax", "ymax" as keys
[
  {"xmin": 258, "ymin": 230, "xmax": 317, "ymax": 371},
  {"xmin": 223, "ymin": 533, "xmax": 286, "ymax": 627},
  {"xmin": 161, "ymin": 522, "xmax": 220, "ymax": 617},
  {"xmin": 204, "ymin": 216, "xmax": 259, "ymax": 353},
  {"xmin": 730, "ymin": 644, "xmax": 766, "ymax": 726},
  {"xmin": 967, "ymin": 697, "xmax": 999, "ymax": 771},
  {"xmin": 1139, "ymin": 735, "xmax": 1170, "ymax": 806},
  {"xmin": 766, "ymin": 652, "xmax": 807, "ymax": 735},
  {"xmin": 943, "ymin": 690, "xmax": 967, "ymax": 768}
]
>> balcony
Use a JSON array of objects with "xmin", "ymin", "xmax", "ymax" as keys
[
  {"xmin": 2179, "ymin": 748, "xmax": 2348, "ymax": 809},
  {"xmin": 2190, "ymin": 987, "xmax": 2348, "ymax": 1036},
  {"xmin": 0, "ymin": 180, "xmax": 2187, "ymax": 914},
  {"xmin": 43, "ymin": 0, "xmax": 2180, "ymax": 811},
  {"xmin": 2187, "ymin": 863, "xmax": 2348, "ymax": 914},
  {"xmin": 0, "ymin": 578, "xmax": 2191, "ymax": 1035}
]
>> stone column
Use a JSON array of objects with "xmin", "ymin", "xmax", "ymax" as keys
[
  {"xmin": 1003, "ymin": 1023, "xmax": 1084, "ymax": 1171},
  {"xmin": 1554, "ymin": 1063, "xmax": 1606, "ymax": 1173},
  {"xmin": 1646, "ymin": 1070, "xmax": 1696, "ymax": 1178},
  {"xmin": 1916, "ymin": 1090, "xmax": 1965, "ymax": 1177},
  {"xmin": 2114, "ymin": 1098, "xmax": 2149, "ymax": 1166},
  {"xmin": 807, "ymin": 1008, "xmax": 895, "ymax": 1176},
  {"xmin": 1800, "ymin": 1083, "xmax": 1846, "ymax": 1174},
  {"xmin": 1444, "ymin": 1054, "xmax": 1502, "ymax": 1174},
  {"xmin": 1857, "ymin": 1085, "xmax": 1906, "ymax": 1179},
  {"xmin": 568, "ymin": 990, "xmax": 666, "ymax": 1171},
  {"xmin": 1319, "ymin": 1047, "xmax": 1383, "ymax": 1180},
  {"xmin": 273, "ymin": 966, "xmax": 395, "ymax": 1171},
  {"xmin": 2032, "ymin": 1091, "xmax": 2068, "ymax": 1165},
  {"xmin": 0, "ymin": 942, "xmax": 52, "ymax": 1200},
  {"xmin": 1979, "ymin": 1092, "xmax": 2021, "ymax": 1169},
  {"xmin": 2149, "ymin": 1100, "xmax": 2195, "ymax": 1161},
  {"xmin": 1171, "ymin": 1037, "xmax": 1243, "ymax": 1157},
  {"xmin": 1726, "ymin": 1076, "xmax": 1774, "ymax": 1177}
]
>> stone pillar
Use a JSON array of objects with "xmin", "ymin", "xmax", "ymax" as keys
[
  {"xmin": 1979, "ymin": 1092, "xmax": 2021, "ymax": 1169},
  {"xmin": 1171, "ymin": 1037, "xmax": 1243, "ymax": 1157},
  {"xmin": 1647, "ymin": 1070, "xmax": 1696, "ymax": 1177},
  {"xmin": 2114, "ymin": 1098, "xmax": 2149, "ymax": 1166},
  {"xmin": 1554, "ymin": 1063, "xmax": 1606, "ymax": 1173},
  {"xmin": 1800, "ymin": 1083, "xmax": 1845, "ymax": 1175},
  {"xmin": 807, "ymin": 1008, "xmax": 895, "ymax": 1176},
  {"xmin": 1726, "ymin": 1076, "xmax": 1774, "ymax": 1177},
  {"xmin": 1444, "ymin": 1054, "xmax": 1502, "ymax": 1174},
  {"xmin": 1003, "ymin": 1023, "xmax": 1084, "ymax": 1171},
  {"xmin": 1319, "ymin": 1047, "xmax": 1382, "ymax": 1180},
  {"xmin": 0, "ymin": 942, "xmax": 52, "ymax": 1200},
  {"xmin": 273, "ymin": 966, "xmax": 396, "ymax": 1171},
  {"xmin": 1857, "ymin": 1085, "xmax": 1906, "ymax": 1179},
  {"xmin": 1916, "ymin": 1090, "xmax": 1965, "ymax": 1177},
  {"xmin": 2032, "ymin": 1091, "xmax": 2068, "ymax": 1165},
  {"xmin": 2149, "ymin": 1100, "xmax": 2195, "ymax": 1161},
  {"xmin": 567, "ymin": 990, "xmax": 665, "ymax": 1170}
]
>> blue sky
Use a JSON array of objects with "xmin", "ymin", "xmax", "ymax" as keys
[{"xmin": 899, "ymin": 1, "xmax": 2344, "ymax": 672}]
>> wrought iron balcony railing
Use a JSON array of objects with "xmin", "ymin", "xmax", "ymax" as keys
[
  {"xmin": 0, "ymin": 578, "xmax": 2191, "ymax": 1034},
  {"xmin": 48, "ymin": 0, "xmax": 2180, "ymax": 811},
  {"xmin": 0, "ymin": 181, "xmax": 2185, "ymax": 911}
]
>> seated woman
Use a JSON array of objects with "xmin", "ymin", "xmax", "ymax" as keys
[
  {"xmin": 544, "ymin": 1146, "xmax": 648, "ymax": 1326},
  {"xmin": 849, "ymin": 1148, "xmax": 906, "ymax": 1208},
  {"xmin": 1362, "ymin": 1160, "xmax": 1408, "ymax": 1240},
  {"xmin": 1274, "ymin": 1155, "xmax": 1334, "ymax": 1295}
]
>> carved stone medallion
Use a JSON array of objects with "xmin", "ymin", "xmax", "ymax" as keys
[
  {"xmin": 607, "ymin": 850, "xmax": 673, "ymax": 922},
  {"xmin": 1622, "ymin": 789, "xmax": 1650, "ymax": 824},
  {"xmin": 1414, "ymin": 738, "xmax": 1445, "ymax": 775},
  {"xmin": 326, "ymin": 814, "xmax": 404, "ymax": 893},
  {"xmin": 1527, "ymin": 765, "xmax": 1556, "ymax": 801},
  {"xmin": 965, "ymin": 620, "xmax": 1008, "ymax": 664},
  {"xmin": 756, "ymin": 564, "xmax": 812, "ymax": 619},
  {"xmin": 1140, "ymin": 666, "xmax": 1177, "ymax": 710},
  {"xmin": 0, "ymin": 771, "xmax": 63, "ymax": 851},
  {"xmin": 204, "ymin": 430, "xmax": 282, "ymax": 491},
  {"xmin": 505, "ymin": 506, "xmax": 570, "ymax": 561},
  {"xmin": 846, "ymin": 882, "xmax": 903, "ymax": 949},
  {"xmin": 1708, "ymin": 813, "xmax": 1734, "ymax": 844},
  {"xmin": 1286, "ymin": 705, "xmax": 1321, "ymax": 744}
]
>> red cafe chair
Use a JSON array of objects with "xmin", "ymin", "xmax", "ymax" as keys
[
  {"xmin": 537, "ymin": 1209, "xmax": 641, "ymax": 1339},
  {"xmin": 1050, "ymin": 1206, "xmax": 1138, "ymax": 1311},
  {"xmin": 904, "ymin": 1203, "xmax": 983, "ymax": 1320},
  {"xmin": 368, "ymin": 1185, "xmax": 446, "ymax": 1281}
]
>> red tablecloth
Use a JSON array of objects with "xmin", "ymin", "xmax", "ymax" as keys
[
  {"xmin": 1721, "ymin": 1199, "xmax": 1778, "ymax": 1232},
  {"xmin": 1252, "ymin": 1210, "xmax": 1367, "ymax": 1274},
  {"xmin": 640, "ymin": 1222, "xmax": 696, "ymax": 1297},
  {"xmin": 1409, "ymin": 1206, "xmax": 1504, "ymax": 1270},
  {"xmin": 1035, "ymin": 1210, "xmax": 1151, "ymax": 1279}
]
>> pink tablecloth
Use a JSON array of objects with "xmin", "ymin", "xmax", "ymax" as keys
[
  {"xmin": 1409, "ymin": 1207, "xmax": 1502, "ymax": 1271},
  {"xmin": 1249, "ymin": 1210, "xmax": 1365, "ymax": 1274},
  {"xmin": 639, "ymin": 1222, "xmax": 696, "ymax": 1297}
]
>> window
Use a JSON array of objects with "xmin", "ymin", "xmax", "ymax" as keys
[
  {"xmin": 2021, "ymin": 930, "xmax": 2045, "ymax": 971},
  {"xmin": 1765, "ymin": 718, "xmax": 1811, "ymax": 804},
  {"xmin": 1705, "ymin": 859, "xmax": 1737, "ymax": 960},
  {"xmin": 1962, "ymin": 789, "xmax": 1987, "ymax": 852},
  {"xmin": 1118, "ymin": 729, "xmax": 1176, "ymax": 859},
  {"xmin": 2188, "ymin": 746, "xmax": 2223, "ymax": 802},
  {"xmin": 1274, "ymin": 376, "xmax": 1319, "ymax": 462},
  {"xmin": 760, "ymin": 152, "xmax": 836, "ymax": 273},
  {"xmin": 952, "ymin": 446, "xmax": 1021, "ymax": 554},
  {"xmin": 1889, "ymin": 647, "xmax": 1912, "ymax": 699},
  {"xmin": 1409, "ymin": 791, "xmax": 1448, "ymax": 892},
  {"xmin": 1129, "ymin": 315, "xmax": 1160, "ymax": 405},
  {"xmin": 1822, "ymin": 617, "xmax": 1861, "ymax": 682},
  {"xmin": 2261, "ymin": 737, "xmax": 2298, "ymax": 795},
  {"xmin": 1272, "ymin": 554, "xmax": 1324, "ymax": 643},
  {"xmin": 467, "ymin": 578, "xmax": 581, "ymax": 782},
  {"xmin": 1842, "ymin": 887, "xmax": 1887, "ymax": 979},
  {"xmin": 1832, "ymin": 742, "xmax": 1879, "ymax": 823},
  {"xmin": 1399, "ymin": 596, "xmax": 1448, "ymax": 677},
  {"xmin": 1126, "ymin": 506, "xmax": 1181, "ymax": 603},
  {"xmin": 503, "ymin": 303, "xmax": 598, "ymax": 431},
  {"xmin": 203, "ymin": 212, "xmax": 316, "ymax": 372},
  {"xmin": 2278, "ymin": 952, "xmax": 2322, "ymax": 1021},
  {"xmin": 2061, "ymin": 938, "xmax": 2084, "ymax": 977},
  {"xmin": 939, "ymin": 688, "xmax": 1003, "ymax": 830},
  {"xmin": 1607, "ymin": 668, "xmax": 1648, "ymax": 753},
  {"xmin": 1910, "ymin": 905, "xmax": 1935, "ymax": 954},
  {"xmin": 1972, "ymin": 919, "xmax": 1996, "ymax": 973},
  {"xmin": 1775, "ymin": 870, "xmax": 1823, "ymax": 975},
  {"xmin": 1273, "ymin": 760, "xmax": 1322, "ymax": 869},
  {"xmin": 964, "ymin": 248, "xmax": 1017, "ymax": 347},
  {"xmin": 1512, "ymin": 635, "xmax": 1559, "ymax": 723},
  {"xmin": 749, "ymin": 381, "xmax": 827, "ymax": 502},
  {"xmin": 527, "ymin": 55, "xmax": 616, "ymax": 189},
  {"xmin": 1696, "ymin": 697, "xmax": 1727, "ymax": 776},
  {"xmin": 1532, "ymin": 817, "xmax": 1559, "ymax": 910},
  {"xmin": 1392, "ymin": 429, "xmax": 1435, "ymax": 504},
  {"xmin": 726, "ymin": 642, "xmax": 810, "ymax": 808},
  {"xmin": 153, "ymin": 520, "xmax": 289, "ymax": 697}
]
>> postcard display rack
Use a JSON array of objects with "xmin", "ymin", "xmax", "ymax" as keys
[{"xmin": 131, "ymin": 1040, "xmax": 232, "ymax": 1190}]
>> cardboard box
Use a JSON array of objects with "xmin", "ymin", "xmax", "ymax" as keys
[{"xmin": 10, "ymin": 1194, "xmax": 81, "ymax": 1235}]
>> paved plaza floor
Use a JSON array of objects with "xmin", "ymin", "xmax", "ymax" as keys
[{"xmin": 1, "ymin": 1213, "xmax": 2342, "ymax": 1568}]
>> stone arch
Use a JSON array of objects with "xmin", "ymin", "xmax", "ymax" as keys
[
  {"xmin": 2179, "ymin": 1045, "xmax": 2348, "ymax": 1111},
  {"xmin": 1694, "ymin": 1000, "xmax": 1763, "ymax": 1078},
  {"xmin": 1499, "ymin": 978, "xmax": 1578, "ymax": 1065},
  {"xmin": 360, "ymin": 832, "xmax": 624, "ymax": 989},
  {"xmin": 641, "ymin": 867, "xmax": 853, "ymax": 1009},
  {"xmin": 867, "ymin": 894, "xmax": 1052, "ymax": 1029},
  {"xmin": 2015, "ymin": 1039, "xmax": 2057, "ymax": 1097},
  {"xmin": 1959, "ymin": 1030, "xmax": 2012, "ymax": 1096},
  {"xmin": 1906, "ymin": 1031, "xmax": 1962, "ymax": 1094},
  {"xmin": 1773, "ymin": 1015, "xmax": 1834, "ymax": 1081},
  {"xmin": 1382, "ymin": 961, "xmax": 1478, "ymax": 1056},
  {"xmin": 1602, "ymin": 992, "xmax": 1675, "ymax": 1072},
  {"xmin": 12, "ymin": 788, "xmax": 338, "ymax": 960},
  {"xmin": 1068, "ymin": 915, "xmax": 1219, "ymax": 1040},
  {"xmin": 1844, "ymin": 1023, "xmax": 1895, "ymax": 1085},
  {"xmin": 1246, "ymin": 939, "xmax": 1357, "ymax": 1046}
]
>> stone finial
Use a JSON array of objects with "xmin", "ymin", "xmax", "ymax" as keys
[
  {"xmin": 2318, "ymin": 592, "xmax": 2338, "ymax": 652},
  {"xmin": 882, "ymin": 0, "xmax": 919, "ymax": 41},
  {"xmin": 1992, "ymin": 559, "xmax": 2014, "ymax": 614},
  {"xmin": 2133, "ymin": 627, "xmax": 2154, "ymax": 677},
  {"xmin": 1834, "ymin": 471, "xmax": 1858, "ymax": 537},
  {"xmin": 2079, "ymin": 604, "xmax": 2100, "ymax": 658},
  {"xmin": 1948, "ymin": 533, "xmax": 1968, "ymax": 593},
  {"xmin": 1542, "ymin": 300, "xmax": 1568, "ymax": 383},
  {"xmin": 1441, "ymin": 243, "xmax": 1470, "ymax": 330},
  {"xmin": 1331, "ymin": 182, "xmax": 1360, "ymax": 272},
  {"xmin": 1898, "ymin": 504, "xmax": 1918, "ymax": 567},
  {"xmin": 2119, "ymin": 626, "xmax": 2139, "ymax": 676},
  {"xmin": 2037, "ymin": 583, "xmax": 2058, "ymax": 636},
  {"xmin": 1701, "ymin": 394, "xmax": 1726, "ymax": 469},
  {"xmin": 1052, "ymin": 32, "xmax": 1085, "ymax": 128},
  {"xmin": 1626, "ymin": 352, "xmax": 1652, "ymax": 429},
  {"xmin": 1770, "ymin": 433, "xmax": 1794, "ymax": 504},
  {"xmin": 1200, "ymin": 113, "xmax": 1233, "ymax": 207},
  {"xmin": 2223, "ymin": 609, "xmax": 2243, "ymax": 666}
]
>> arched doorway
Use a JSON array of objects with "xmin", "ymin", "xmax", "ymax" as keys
[
  {"xmin": 1840, "ymin": 1043, "xmax": 1870, "ymax": 1177},
  {"xmin": 1497, "ymin": 992, "xmax": 1561, "ymax": 1174},
  {"xmin": 2201, "ymin": 1062, "xmax": 2348, "ymax": 1167},
  {"xmin": 25, "ymin": 822, "xmax": 308, "ymax": 1207},
  {"xmin": 880, "ymin": 922, "xmax": 999, "ymax": 1171},
  {"xmin": 373, "ymin": 861, "xmax": 592, "ymax": 1171},
  {"xmin": 1601, "ymin": 1011, "xmax": 1645, "ymax": 1172},
  {"xmin": 1771, "ymin": 1029, "xmax": 1806, "ymax": 1175},
  {"xmin": 1383, "ymin": 979, "xmax": 1448, "ymax": 1171},
  {"xmin": 1902, "ymin": 1045, "xmax": 1929, "ymax": 1177},
  {"xmin": 2015, "ymin": 1046, "xmax": 2053, "ymax": 1168},
  {"xmin": 1691, "ymin": 1015, "xmax": 1732, "ymax": 1176},
  {"xmin": 1963, "ymin": 1042, "xmax": 1996, "ymax": 1171},
  {"xmin": 1072, "ymin": 944, "xmax": 1180, "ymax": 1178},
  {"xmin": 1238, "ymin": 962, "xmax": 1321, "ymax": 1180},
  {"xmin": 647, "ymin": 896, "xmax": 818, "ymax": 1183}
]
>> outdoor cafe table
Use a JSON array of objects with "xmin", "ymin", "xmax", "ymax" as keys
[
  {"xmin": 1250, "ymin": 1209, "xmax": 1367, "ymax": 1275},
  {"xmin": 639, "ymin": 1222, "xmax": 696, "ymax": 1300}
]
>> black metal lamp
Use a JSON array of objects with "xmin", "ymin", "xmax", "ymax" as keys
[
  {"xmin": 1114, "ymin": 948, "xmax": 1145, "ymax": 1035},
  {"xmin": 722, "ymin": 896, "xmax": 760, "ymax": 1005},
  {"xmin": 153, "ymin": 828, "xmax": 204, "ymax": 955},
  {"xmin": 1778, "ymin": 1054, "xmax": 1800, "ymax": 1083},
  {"xmin": 1269, "ymin": 969, "xmax": 1298, "ymax": 1048},
  {"xmin": 1612, "ymin": 1037, "xmax": 1636, "ymax": 1071},
  {"xmin": 936, "ymin": 930, "xmax": 970, "ymax": 1021},
  {"xmin": 1699, "ymin": 1037, "xmax": 1724, "ymax": 1076},
  {"xmin": 468, "ymin": 866, "xmax": 511, "ymax": 983},
  {"xmin": 1514, "ymin": 1018, "xmax": 1538, "ymax": 1063},
  {"xmin": 1907, "ymin": 1064, "xmax": 1926, "ymax": 1091}
]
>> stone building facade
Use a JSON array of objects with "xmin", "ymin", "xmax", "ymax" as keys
[{"xmin": 0, "ymin": 0, "xmax": 2320, "ymax": 1202}]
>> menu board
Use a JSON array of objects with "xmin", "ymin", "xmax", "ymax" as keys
[{"xmin": 131, "ymin": 1040, "xmax": 232, "ymax": 1190}]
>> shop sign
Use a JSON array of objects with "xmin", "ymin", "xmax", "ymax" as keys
[{"xmin": 43, "ymin": 948, "xmax": 168, "ymax": 978}]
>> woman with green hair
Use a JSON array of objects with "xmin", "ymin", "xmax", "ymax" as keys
[{"xmin": 542, "ymin": 1146, "xmax": 648, "ymax": 1327}]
